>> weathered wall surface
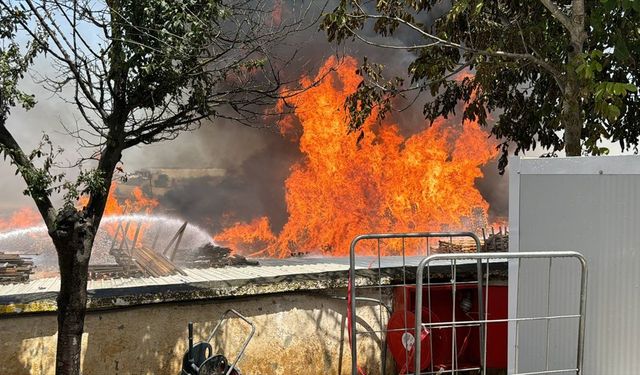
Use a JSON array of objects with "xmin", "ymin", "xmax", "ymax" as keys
[{"xmin": 0, "ymin": 290, "xmax": 393, "ymax": 375}]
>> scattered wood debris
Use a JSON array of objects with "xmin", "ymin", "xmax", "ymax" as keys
[
  {"xmin": 88, "ymin": 264, "xmax": 142, "ymax": 280},
  {"xmin": 482, "ymin": 233, "xmax": 508, "ymax": 252},
  {"xmin": 174, "ymin": 243, "xmax": 258, "ymax": 268},
  {"xmin": 437, "ymin": 239, "xmax": 479, "ymax": 253},
  {"xmin": 130, "ymin": 246, "xmax": 186, "ymax": 277},
  {"xmin": 0, "ymin": 252, "xmax": 34, "ymax": 284}
]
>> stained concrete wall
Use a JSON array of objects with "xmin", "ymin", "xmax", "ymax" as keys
[{"xmin": 0, "ymin": 290, "xmax": 392, "ymax": 375}]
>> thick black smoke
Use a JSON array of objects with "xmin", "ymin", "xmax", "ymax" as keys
[
  {"xmin": 1, "ymin": 0, "xmax": 509, "ymax": 230},
  {"xmin": 126, "ymin": 0, "xmax": 509, "ymax": 232},
  {"xmin": 159, "ymin": 128, "xmax": 301, "ymax": 233}
]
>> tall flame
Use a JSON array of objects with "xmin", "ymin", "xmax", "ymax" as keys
[
  {"xmin": 77, "ymin": 182, "xmax": 159, "ymax": 217},
  {"xmin": 215, "ymin": 56, "xmax": 498, "ymax": 257},
  {"xmin": 78, "ymin": 182, "xmax": 159, "ymax": 239}
]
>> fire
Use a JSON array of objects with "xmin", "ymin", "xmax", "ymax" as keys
[
  {"xmin": 1, "ymin": 182, "xmax": 158, "ymax": 238},
  {"xmin": 77, "ymin": 182, "xmax": 158, "ymax": 216},
  {"xmin": 215, "ymin": 217, "xmax": 277, "ymax": 256},
  {"xmin": 78, "ymin": 182, "xmax": 159, "ymax": 239},
  {"xmin": 0, "ymin": 207, "xmax": 43, "ymax": 231},
  {"xmin": 215, "ymin": 56, "xmax": 499, "ymax": 257}
]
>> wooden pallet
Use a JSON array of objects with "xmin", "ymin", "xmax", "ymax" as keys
[
  {"xmin": 130, "ymin": 247, "xmax": 185, "ymax": 277},
  {"xmin": 0, "ymin": 253, "xmax": 34, "ymax": 284},
  {"xmin": 437, "ymin": 239, "xmax": 479, "ymax": 253}
]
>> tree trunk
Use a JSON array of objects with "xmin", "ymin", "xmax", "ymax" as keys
[
  {"xmin": 563, "ymin": 0, "xmax": 587, "ymax": 156},
  {"xmin": 52, "ymin": 211, "xmax": 95, "ymax": 375},
  {"xmin": 562, "ymin": 77, "xmax": 583, "ymax": 156}
]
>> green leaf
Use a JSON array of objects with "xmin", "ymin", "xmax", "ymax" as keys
[{"xmin": 473, "ymin": 2, "xmax": 484, "ymax": 15}]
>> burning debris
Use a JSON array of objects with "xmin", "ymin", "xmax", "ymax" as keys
[
  {"xmin": 0, "ymin": 182, "xmax": 264, "ymax": 281},
  {"xmin": 482, "ymin": 228, "xmax": 509, "ymax": 252},
  {"xmin": 0, "ymin": 211, "xmax": 259, "ymax": 281},
  {"xmin": 215, "ymin": 57, "xmax": 502, "ymax": 257},
  {"xmin": 87, "ymin": 218, "xmax": 258, "ymax": 280},
  {"xmin": 174, "ymin": 243, "xmax": 258, "ymax": 268}
]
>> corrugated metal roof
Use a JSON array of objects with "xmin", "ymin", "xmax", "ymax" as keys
[{"xmin": 0, "ymin": 256, "xmax": 481, "ymax": 296}]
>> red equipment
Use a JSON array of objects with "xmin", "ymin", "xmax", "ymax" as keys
[{"xmin": 388, "ymin": 284, "xmax": 508, "ymax": 373}]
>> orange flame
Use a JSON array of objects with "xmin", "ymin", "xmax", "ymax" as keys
[
  {"xmin": 215, "ymin": 56, "xmax": 500, "ymax": 257},
  {"xmin": 1, "ymin": 182, "xmax": 158, "ymax": 241},
  {"xmin": 0, "ymin": 207, "xmax": 43, "ymax": 231},
  {"xmin": 79, "ymin": 182, "xmax": 159, "ymax": 239},
  {"xmin": 215, "ymin": 217, "xmax": 277, "ymax": 255},
  {"xmin": 77, "ymin": 182, "xmax": 158, "ymax": 216}
]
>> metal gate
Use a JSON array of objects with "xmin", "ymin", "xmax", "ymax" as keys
[
  {"xmin": 347, "ymin": 232, "xmax": 588, "ymax": 375},
  {"xmin": 348, "ymin": 232, "xmax": 484, "ymax": 375},
  {"xmin": 413, "ymin": 251, "xmax": 587, "ymax": 375}
]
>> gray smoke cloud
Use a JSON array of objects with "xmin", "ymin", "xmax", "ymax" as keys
[{"xmin": 0, "ymin": 0, "xmax": 509, "ymax": 229}]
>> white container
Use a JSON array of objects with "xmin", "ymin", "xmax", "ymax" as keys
[{"xmin": 508, "ymin": 155, "xmax": 640, "ymax": 375}]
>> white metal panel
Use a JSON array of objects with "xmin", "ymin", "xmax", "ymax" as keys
[{"xmin": 510, "ymin": 156, "xmax": 640, "ymax": 375}]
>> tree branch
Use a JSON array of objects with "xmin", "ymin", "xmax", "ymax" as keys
[
  {"xmin": 0, "ymin": 123, "xmax": 57, "ymax": 230},
  {"xmin": 538, "ymin": 0, "xmax": 573, "ymax": 32},
  {"xmin": 346, "ymin": 12, "xmax": 566, "ymax": 90}
]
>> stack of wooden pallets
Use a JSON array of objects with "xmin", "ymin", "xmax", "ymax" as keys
[{"xmin": 0, "ymin": 253, "xmax": 34, "ymax": 284}]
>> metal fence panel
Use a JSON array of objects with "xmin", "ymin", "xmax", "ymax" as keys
[
  {"xmin": 348, "ymin": 232, "xmax": 483, "ymax": 375},
  {"xmin": 415, "ymin": 252, "xmax": 587, "ymax": 375}
]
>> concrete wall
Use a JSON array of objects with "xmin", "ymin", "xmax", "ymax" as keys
[{"xmin": 0, "ymin": 290, "xmax": 392, "ymax": 375}]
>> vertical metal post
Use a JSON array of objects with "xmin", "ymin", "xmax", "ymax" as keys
[
  {"xmin": 474, "ymin": 234, "xmax": 486, "ymax": 374},
  {"xmin": 545, "ymin": 258, "xmax": 552, "ymax": 372},
  {"xmin": 349, "ymin": 236, "xmax": 359, "ymax": 374},
  {"xmin": 110, "ymin": 220, "xmax": 123, "ymax": 253},
  {"xmin": 131, "ymin": 221, "xmax": 142, "ymax": 250},
  {"xmin": 577, "ymin": 256, "xmax": 588, "ymax": 375},
  {"xmin": 119, "ymin": 220, "xmax": 132, "ymax": 254},
  {"xmin": 415, "ymin": 259, "xmax": 425, "ymax": 375},
  {"xmin": 451, "ymin": 258, "xmax": 458, "ymax": 372}
]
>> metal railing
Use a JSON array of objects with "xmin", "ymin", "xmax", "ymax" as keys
[
  {"xmin": 206, "ymin": 309, "xmax": 256, "ymax": 375},
  {"xmin": 414, "ymin": 252, "xmax": 588, "ymax": 375},
  {"xmin": 348, "ymin": 232, "xmax": 483, "ymax": 375}
]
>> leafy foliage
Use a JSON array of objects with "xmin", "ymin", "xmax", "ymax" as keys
[
  {"xmin": 0, "ymin": 1, "xmax": 314, "ymax": 373},
  {"xmin": 322, "ymin": 0, "xmax": 640, "ymax": 171},
  {"xmin": 0, "ymin": 7, "xmax": 39, "ymax": 121}
]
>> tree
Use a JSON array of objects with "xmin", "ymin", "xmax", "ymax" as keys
[
  {"xmin": 321, "ymin": 0, "xmax": 640, "ymax": 171},
  {"xmin": 1, "ymin": 8, "xmax": 40, "ymax": 133},
  {"xmin": 0, "ymin": 0, "xmax": 316, "ymax": 373}
]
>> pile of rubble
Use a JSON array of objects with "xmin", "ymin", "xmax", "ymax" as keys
[
  {"xmin": 482, "ymin": 228, "xmax": 509, "ymax": 252},
  {"xmin": 0, "ymin": 253, "xmax": 34, "ymax": 284},
  {"xmin": 174, "ymin": 243, "xmax": 258, "ymax": 268},
  {"xmin": 437, "ymin": 239, "xmax": 479, "ymax": 253}
]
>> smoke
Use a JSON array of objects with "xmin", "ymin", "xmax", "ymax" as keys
[
  {"xmin": 0, "ymin": 0, "xmax": 508, "ymax": 232},
  {"xmin": 477, "ymin": 160, "xmax": 509, "ymax": 221},
  {"xmin": 0, "ymin": 61, "xmax": 81, "ymax": 212},
  {"xmin": 157, "ymin": 128, "xmax": 301, "ymax": 233}
]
